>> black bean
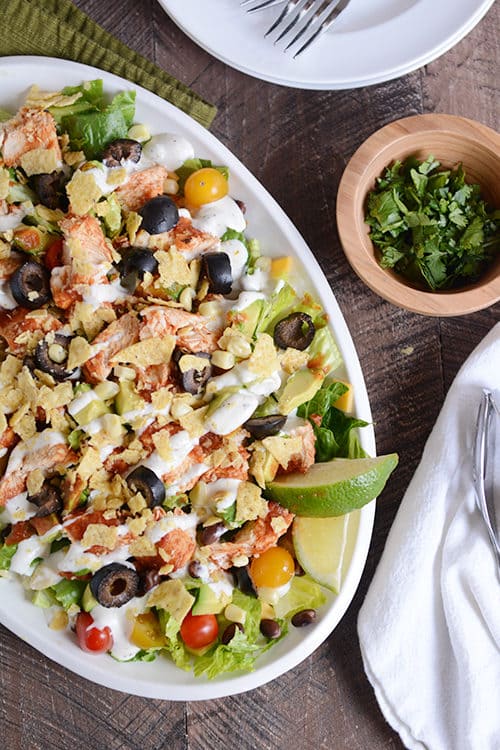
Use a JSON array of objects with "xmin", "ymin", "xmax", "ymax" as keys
[
  {"xmin": 291, "ymin": 609, "xmax": 316, "ymax": 628},
  {"xmin": 232, "ymin": 564, "xmax": 257, "ymax": 597},
  {"xmin": 221, "ymin": 622, "xmax": 244, "ymax": 645},
  {"xmin": 141, "ymin": 568, "xmax": 161, "ymax": 594},
  {"xmin": 260, "ymin": 619, "xmax": 281, "ymax": 639},
  {"xmin": 199, "ymin": 521, "xmax": 226, "ymax": 546}
]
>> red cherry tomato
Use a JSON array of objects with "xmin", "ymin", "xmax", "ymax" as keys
[
  {"xmin": 44, "ymin": 237, "xmax": 64, "ymax": 270},
  {"xmin": 75, "ymin": 611, "xmax": 113, "ymax": 654},
  {"xmin": 180, "ymin": 610, "xmax": 218, "ymax": 650}
]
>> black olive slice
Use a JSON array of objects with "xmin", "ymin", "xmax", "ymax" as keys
[
  {"xmin": 243, "ymin": 415, "xmax": 286, "ymax": 440},
  {"xmin": 174, "ymin": 349, "xmax": 212, "ymax": 395},
  {"xmin": 34, "ymin": 333, "xmax": 77, "ymax": 381},
  {"xmin": 10, "ymin": 261, "xmax": 51, "ymax": 309},
  {"xmin": 28, "ymin": 481, "xmax": 62, "ymax": 518},
  {"xmin": 273, "ymin": 312, "xmax": 315, "ymax": 351},
  {"xmin": 201, "ymin": 252, "xmax": 232, "ymax": 295},
  {"xmin": 102, "ymin": 138, "xmax": 142, "ymax": 168},
  {"xmin": 138, "ymin": 195, "xmax": 179, "ymax": 234},
  {"xmin": 31, "ymin": 171, "xmax": 69, "ymax": 210},
  {"xmin": 119, "ymin": 248, "xmax": 159, "ymax": 292},
  {"xmin": 231, "ymin": 565, "xmax": 257, "ymax": 598},
  {"xmin": 126, "ymin": 466, "xmax": 166, "ymax": 508},
  {"xmin": 90, "ymin": 563, "xmax": 140, "ymax": 608}
]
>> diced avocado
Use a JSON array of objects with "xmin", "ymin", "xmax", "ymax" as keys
[
  {"xmin": 73, "ymin": 397, "xmax": 110, "ymax": 426},
  {"xmin": 278, "ymin": 369, "xmax": 325, "ymax": 414},
  {"xmin": 115, "ymin": 380, "xmax": 144, "ymax": 416},
  {"xmin": 192, "ymin": 584, "xmax": 228, "ymax": 616},
  {"xmin": 249, "ymin": 443, "xmax": 279, "ymax": 488},
  {"xmin": 82, "ymin": 583, "xmax": 98, "ymax": 612},
  {"xmin": 236, "ymin": 299, "xmax": 264, "ymax": 340}
]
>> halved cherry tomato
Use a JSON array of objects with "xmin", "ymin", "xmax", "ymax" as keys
[
  {"xmin": 75, "ymin": 611, "xmax": 113, "ymax": 654},
  {"xmin": 44, "ymin": 237, "xmax": 64, "ymax": 270},
  {"xmin": 184, "ymin": 168, "xmax": 228, "ymax": 206},
  {"xmin": 250, "ymin": 546, "xmax": 295, "ymax": 588},
  {"xmin": 180, "ymin": 610, "xmax": 218, "ymax": 650}
]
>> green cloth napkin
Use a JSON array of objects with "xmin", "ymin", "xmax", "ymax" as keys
[{"xmin": 0, "ymin": 0, "xmax": 216, "ymax": 129}]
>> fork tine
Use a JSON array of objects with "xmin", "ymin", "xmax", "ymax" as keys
[
  {"xmin": 293, "ymin": 0, "xmax": 346, "ymax": 58},
  {"xmin": 242, "ymin": 0, "xmax": 284, "ymax": 11},
  {"xmin": 274, "ymin": 0, "xmax": 316, "ymax": 44},
  {"xmin": 281, "ymin": 0, "xmax": 322, "ymax": 47},
  {"xmin": 265, "ymin": 0, "xmax": 299, "ymax": 37}
]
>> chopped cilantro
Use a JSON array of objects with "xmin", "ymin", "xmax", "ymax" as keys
[{"xmin": 365, "ymin": 156, "xmax": 500, "ymax": 290}]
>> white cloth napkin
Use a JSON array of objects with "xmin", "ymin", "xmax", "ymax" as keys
[{"xmin": 358, "ymin": 322, "xmax": 500, "ymax": 750}]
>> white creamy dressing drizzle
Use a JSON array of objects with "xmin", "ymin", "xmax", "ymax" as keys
[
  {"xmin": 4, "ymin": 429, "xmax": 66, "ymax": 474},
  {"xmin": 141, "ymin": 133, "xmax": 195, "ymax": 172},
  {"xmin": 9, "ymin": 524, "xmax": 62, "ymax": 576},
  {"xmin": 257, "ymin": 580, "xmax": 292, "ymax": 606},
  {"xmin": 146, "ymin": 508, "xmax": 199, "ymax": 545},
  {"xmin": 67, "ymin": 389, "xmax": 99, "ymax": 419},
  {"xmin": 220, "ymin": 238, "xmax": 248, "ymax": 284},
  {"xmin": 139, "ymin": 429, "xmax": 199, "ymax": 479},
  {"xmin": 0, "ymin": 204, "xmax": 29, "ymax": 232},
  {"xmin": 81, "ymin": 277, "xmax": 129, "ymax": 309},
  {"xmin": 1, "ymin": 491, "xmax": 37, "ymax": 524},
  {"xmin": 165, "ymin": 462, "xmax": 208, "ymax": 497},
  {"xmin": 241, "ymin": 267, "xmax": 272, "ymax": 293},
  {"xmin": 192, "ymin": 196, "xmax": 246, "ymax": 238},
  {"xmin": 90, "ymin": 594, "xmax": 149, "ymax": 661},
  {"xmin": 231, "ymin": 290, "xmax": 265, "ymax": 312},
  {"xmin": 0, "ymin": 279, "xmax": 17, "ymax": 310}
]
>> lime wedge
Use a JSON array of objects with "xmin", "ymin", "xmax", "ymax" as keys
[
  {"xmin": 293, "ymin": 514, "xmax": 350, "ymax": 593},
  {"xmin": 265, "ymin": 454, "xmax": 398, "ymax": 516}
]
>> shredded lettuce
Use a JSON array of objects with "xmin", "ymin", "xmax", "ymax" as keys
[
  {"xmin": 0, "ymin": 543, "xmax": 17, "ymax": 571},
  {"xmin": 274, "ymin": 575, "xmax": 326, "ymax": 619},
  {"xmin": 53, "ymin": 81, "xmax": 136, "ymax": 160},
  {"xmin": 51, "ymin": 578, "xmax": 87, "ymax": 610}
]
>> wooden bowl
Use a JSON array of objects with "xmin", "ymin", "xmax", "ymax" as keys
[{"xmin": 336, "ymin": 115, "xmax": 500, "ymax": 316}]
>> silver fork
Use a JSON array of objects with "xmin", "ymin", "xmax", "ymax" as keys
[
  {"xmin": 265, "ymin": 0, "xmax": 351, "ymax": 57},
  {"xmin": 241, "ymin": 0, "xmax": 285, "ymax": 11},
  {"xmin": 473, "ymin": 389, "xmax": 500, "ymax": 574}
]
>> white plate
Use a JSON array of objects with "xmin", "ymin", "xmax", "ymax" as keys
[
  {"xmin": 158, "ymin": 0, "xmax": 495, "ymax": 90},
  {"xmin": 0, "ymin": 56, "xmax": 375, "ymax": 700}
]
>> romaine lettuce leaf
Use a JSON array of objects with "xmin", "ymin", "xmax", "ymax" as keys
[
  {"xmin": 51, "ymin": 578, "xmax": 87, "ymax": 610},
  {"xmin": 273, "ymin": 575, "xmax": 326, "ymax": 619}
]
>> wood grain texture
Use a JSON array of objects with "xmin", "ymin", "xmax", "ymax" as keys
[{"xmin": 1, "ymin": 1, "xmax": 499, "ymax": 749}]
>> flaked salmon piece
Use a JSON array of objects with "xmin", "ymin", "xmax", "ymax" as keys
[
  {"xmin": 59, "ymin": 214, "xmax": 114, "ymax": 282},
  {"xmin": 193, "ymin": 432, "xmax": 250, "ymax": 484},
  {"xmin": 140, "ymin": 305, "xmax": 220, "ymax": 353},
  {"xmin": 114, "ymin": 165, "xmax": 169, "ymax": 212},
  {"xmin": 50, "ymin": 265, "xmax": 80, "ymax": 310},
  {"xmin": 0, "ymin": 307, "xmax": 62, "ymax": 356},
  {"xmin": 83, "ymin": 311, "xmax": 140, "ymax": 383},
  {"xmin": 135, "ymin": 363, "xmax": 173, "ymax": 395},
  {"xmin": 278, "ymin": 422, "xmax": 316, "ymax": 475},
  {"xmin": 207, "ymin": 502, "xmax": 294, "ymax": 570},
  {"xmin": 0, "ymin": 108, "xmax": 61, "ymax": 168},
  {"xmin": 170, "ymin": 216, "xmax": 219, "ymax": 256},
  {"xmin": 0, "ymin": 438, "xmax": 77, "ymax": 507},
  {"xmin": 156, "ymin": 528, "xmax": 196, "ymax": 571},
  {"xmin": 0, "ymin": 427, "xmax": 18, "ymax": 458}
]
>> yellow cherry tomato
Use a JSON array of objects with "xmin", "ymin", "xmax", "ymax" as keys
[
  {"xmin": 130, "ymin": 612, "xmax": 167, "ymax": 649},
  {"xmin": 184, "ymin": 167, "xmax": 228, "ymax": 206},
  {"xmin": 250, "ymin": 546, "xmax": 295, "ymax": 589}
]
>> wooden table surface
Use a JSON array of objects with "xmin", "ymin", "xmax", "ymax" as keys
[{"xmin": 1, "ymin": 2, "xmax": 499, "ymax": 748}]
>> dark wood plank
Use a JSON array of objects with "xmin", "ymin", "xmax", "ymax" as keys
[{"xmin": 1, "ymin": 2, "xmax": 498, "ymax": 749}]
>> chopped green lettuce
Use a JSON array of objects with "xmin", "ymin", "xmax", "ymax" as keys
[
  {"xmin": 274, "ymin": 575, "xmax": 326, "ymax": 619},
  {"xmin": 307, "ymin": 326, "xmax": 342, "ymax": 376},
  {"xmin": 0, "ymin": 543, "xmax": 17, "ymax": 571},
  {"xmin": 51, "ymin": 578, "xmax": 87, "ymax": 610}
]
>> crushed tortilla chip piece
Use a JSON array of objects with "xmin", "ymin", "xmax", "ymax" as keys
[
  {"xmin": 81, "ymin": 523, "xmax": 118, "ymax": 550},
  {"xmin": 20, "ymin": 148, "xmax": 59, "ymax": 176},
  {"xmin": 111, "ymin": 335, "xmax": 175, "ymax": 367}
]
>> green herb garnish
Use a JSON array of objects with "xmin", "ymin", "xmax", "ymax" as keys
[{"xmin": 365, "ymin": 155, "xmax": 500, "ymax": 290}]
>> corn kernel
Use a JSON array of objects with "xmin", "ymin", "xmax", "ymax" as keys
[
  {"xmin": 113, "ymin": 365, "xmax": 136, "ymax": 381},
  {"xmin": 211, "ymin": 349, "xmax": 235, "ymax": 370},
  {"xmin": 47, "ymin": 343, "xmax": 67, "ymax": 364},
  {"xmin": 164, "ymin": 178, "xmax": 179, "ymax": 195},
  {"xmin": 179, "ymin": 286, "xmax": 195, "ymax": 311},
  {"xmin": 198, "ymin": 300, "xmax": 221, "ymax": 318},
  {"xmin": 224, "ymin": 603, "xmax": 247, "ymax": 625}
]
